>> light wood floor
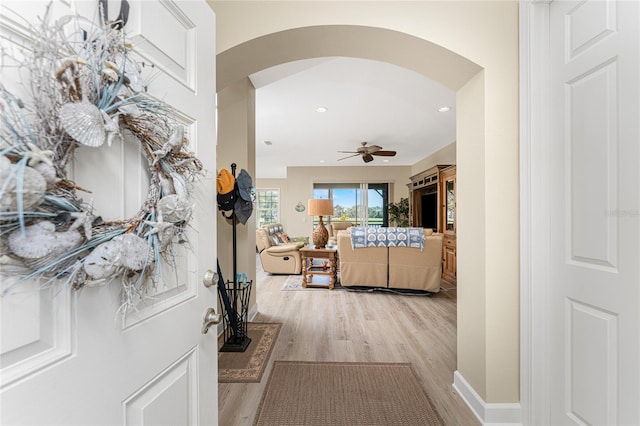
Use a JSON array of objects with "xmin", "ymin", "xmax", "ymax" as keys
[{"xmin": 218, "ymin": 260, "xmax": 479, "ymax": 425}]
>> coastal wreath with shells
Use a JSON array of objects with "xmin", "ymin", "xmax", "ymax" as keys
[{"xmin": 0, "ymin": 5, "xmax": 203, "ymax": 311}]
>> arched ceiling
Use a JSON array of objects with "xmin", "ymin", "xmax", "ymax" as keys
[{"xmin": 216, "ymin": 25, "xmax": 482, "ymax": 178}]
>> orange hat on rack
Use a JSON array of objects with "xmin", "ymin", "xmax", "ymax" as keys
[{"xmin": 216, "ymin": 169, "xmax": 235, "ymax": 195}]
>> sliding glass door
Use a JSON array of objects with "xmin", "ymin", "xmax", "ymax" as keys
[{"xmin": 313, "ymin": 183, "xmax": 389, "ymax": 227}]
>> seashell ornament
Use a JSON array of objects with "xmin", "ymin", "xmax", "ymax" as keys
[
  {"xmin": 102, "ymin": 68, "xmax": 119, "ymax": 82},
  {"xmin": 83, "ymin": 233, "xmax": 153, "ymax": 280},
  {"xmin": 68, "ymin": 209, "xmax": 94, "ymax": 241},
  {"xmin": 152, "ymin": 126, "xmax": 184, "ymax": 165},
  {"xmin": 60, "ymin": 102, "xmax": 106, "ymax": 147},
  {"xmin": 144, "ymin": 220, "xmax": 175, "ymax": 250},
  {"xmin": 83, "ymin": 239, "xmax": 121, "ymax": 279},
  {"xmin": 0, "ymin": 157, "xmax": 47, "ymax": 213},
  {"xmin": 8, "ymin": 221, "xmax": 82, "ymax": 259},
  {"xmin": 157, "ymin": 195, "xmax": 191, "ymax": 223},
  {"xmin": 33, "ymin": 162, "xmax": 59, "ymax": 187},
  {"xmin": 101, "ymin": 110, "xmax": 122, "ymax": 147},
  {"xmin": 25, "ymin": 142, "xmax": 54, "ymax": 167},
  {"xmin": 59, "ymin": 102, "xmax": 122, "ymax": 147},
  {"xmin": 115, "ymin": 233, "xmax": 153, "ymax": 270}
]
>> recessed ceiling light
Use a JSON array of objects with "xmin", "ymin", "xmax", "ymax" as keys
[
  {"xmin": 319, "ymin": 160, "xmax": 325, "ymax": 163},
  {"xmin": 264, "ymin": 140, "xmax": 272, "ymax": 146},
  {"xmin": 383, "ymin": 159, "xmax": 389, "ymax": 163},
  {"xmin": 438, "ymin": 106, "xmax": 451, "ymax": 113},
  {"xmin": 316, "ymin": 107, "xmax": 328, "ymax": 113}
]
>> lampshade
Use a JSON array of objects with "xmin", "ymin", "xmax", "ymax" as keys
[{"xmin": 307, "ymin": 199, "xmax": 334, "ymax": 217}]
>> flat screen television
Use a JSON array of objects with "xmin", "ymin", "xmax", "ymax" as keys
[{"xmin": 421, "ymin": 192, "xmax": 438, "ymax": 231}]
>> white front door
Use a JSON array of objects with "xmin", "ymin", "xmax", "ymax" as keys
[
  {"xmin": 0, "ymin": 1, "xmax": 219, "ymax": 424},
  {"xmin": 548, "ymin": 0, "xmax": 639, "ymax": 424}
]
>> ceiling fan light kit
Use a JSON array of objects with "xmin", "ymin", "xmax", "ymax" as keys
[{"xmin": 337, "ymin": 141, "xmax": 397, "ymax": 163}]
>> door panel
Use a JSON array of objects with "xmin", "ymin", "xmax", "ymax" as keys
[
  {"xmin": 0, "ymin": 1, "xmax": 218, "ymax": 424},
  {"xmin": 549, "ymin": 0, "xmax": 639, "ymax": 424}
]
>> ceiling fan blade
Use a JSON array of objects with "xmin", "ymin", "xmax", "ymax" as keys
[
  {"xmin": 337, "ymin": 150, "xmax": 359, "ymax": 154},
  {"xmin": 337, "ymin": 153, "xmax": 361, "ymax": 161},
  {"xmin": 365, "ymin": 144, "xmax": 383, "ymax": 153},
  {"xmin": 371, "ymin": 150, "xmax": 397, "ymax": 157}
]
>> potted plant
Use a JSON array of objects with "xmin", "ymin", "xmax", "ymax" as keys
[{"xmin": 388, "ymin": 197, "xmax": 409, "ymax": 227}]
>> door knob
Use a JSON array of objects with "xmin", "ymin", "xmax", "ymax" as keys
[
  {"xmin": 201, "ymin": 307, "xmax": 222, "ymax": 334},
  {"xmin": 203, "ymin": 269, "xmax": 218, "ymax": 288}
]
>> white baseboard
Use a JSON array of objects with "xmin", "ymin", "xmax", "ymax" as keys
[
  {"xmin": 453, "ymin": 371, "xmax": 522, "ymax": 426},
  {"xmin": 248, "ymin": 302, "xmax": 258, "ymax": 322}
]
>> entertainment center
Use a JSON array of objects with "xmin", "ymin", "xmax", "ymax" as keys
[{"xmin": 408, "ymin": 164, "xmax": 457, "ymax": 282}]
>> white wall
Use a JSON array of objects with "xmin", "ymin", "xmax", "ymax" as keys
[
  {"xmin": 217, "ymin": 78, "xmax": 257, "ymax": 310},
  {"xmin": 257, "ymin": 165, "xmax": 410, "ymax": 239},
  {"xmin": 411, "ymin": 142, "xmax": 456, "ymax": 175}
]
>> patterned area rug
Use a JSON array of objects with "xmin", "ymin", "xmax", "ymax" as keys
[
  {"xmin": 282, "ymin": 274, "xmax": 342, "ymax": 290},
  {"xmin": 253, "ymin": 361, "xmax": 444, "ymax": 425},
  {"xmin": 218, "ymin": 323, "xmax": 281, "ymax": 383}
]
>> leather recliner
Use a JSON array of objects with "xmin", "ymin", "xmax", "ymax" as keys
[{"xmin": 256, "ymin": 223, "xmax": 304, "ymax": 274}]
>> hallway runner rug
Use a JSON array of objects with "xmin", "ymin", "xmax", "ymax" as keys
[
  {"xmin": 218, "ymin": 322, "xmax": 281, "ymax": 383},
  {"xmin": 253, "ymin": 361, "xmax": 444, "ymax": 426}
]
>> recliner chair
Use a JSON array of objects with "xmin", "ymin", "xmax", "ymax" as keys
[{"xmin": 256, "ymin": 224, "xmax": 304, "ymax": 274}]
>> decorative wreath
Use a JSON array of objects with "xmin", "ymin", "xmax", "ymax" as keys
[{"xmin": 0, "ymin": 5, "xmax": 203, "ymax": 310}]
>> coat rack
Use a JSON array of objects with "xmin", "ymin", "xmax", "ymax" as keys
[{"xmin": 218, "ymin": 163, "xmax": 252, "ymax": 352}]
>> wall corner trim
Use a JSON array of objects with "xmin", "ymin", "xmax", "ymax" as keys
[{"xmin": 453, "ymin": 371, "xmax": 522, "ymax": 426}]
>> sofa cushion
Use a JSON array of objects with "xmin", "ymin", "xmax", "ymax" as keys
[
  {"xmin": 276, "ymin": 232, "xmax": 291, "ymax": 243},
  {"xmin": 388, "ymin": 233, "xmax": 442, "ymax": 292},
  {"xmin": 337, "ymin": 234, "xmax": 387, "ymax": 287}
]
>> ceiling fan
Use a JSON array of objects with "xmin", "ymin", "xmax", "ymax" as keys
[{"xmin": 337, "ymin": 142, "xmax": 397, "ymax": 163}]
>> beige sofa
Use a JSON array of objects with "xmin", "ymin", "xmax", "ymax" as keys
[
  {"xmin": 336, "ymin": 228, "xmax": 443, "ymax": 292},
  {"xmin": 256, "ymin": 224, "xmax": 305, "ymax": 274}
]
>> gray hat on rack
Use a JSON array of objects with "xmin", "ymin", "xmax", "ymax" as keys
[
  {"xmin": 236, "ymin": 169, "xmax": 253, "ymax": 201},
  {"xmin": 234, "ymin": 197, "xmax": 253, "ymax": 225}
]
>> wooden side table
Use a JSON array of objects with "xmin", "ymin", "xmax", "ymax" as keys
[{"xmin": 300, "ymin": 246, "xmax": 338, "ymax": 289}]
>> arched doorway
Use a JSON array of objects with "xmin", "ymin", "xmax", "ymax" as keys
[{"xmin": 216, "ymin": 20, "xmax": 520, "ymax": 421}]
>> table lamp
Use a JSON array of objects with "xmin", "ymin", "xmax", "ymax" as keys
[{"xmin": 307, "ymin": 199, "xmax": 334, "ymax": 248}]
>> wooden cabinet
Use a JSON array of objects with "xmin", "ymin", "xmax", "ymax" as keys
[
  {"xmin": 407, "ymin": 165, "xmax": 450, "ymax": 230},
  {"xmin": 408, "ymin": 165, "xmax": 456, "ymax": 283},
  {"xmin": 440, "ymin": 166, "xmax": 456, "ymax": 283},
  {"xmin": 443, "ymin": 239, "xmax": 457, "ymax": 280}
]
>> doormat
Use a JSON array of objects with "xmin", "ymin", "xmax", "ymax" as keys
[
  {"xmin": 218, "ymin": 322, "xmax": 281, "ymax": 383},
  {"xmin": 253, "ymin": 361, "xmax": 444, "ymax": 425}
]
